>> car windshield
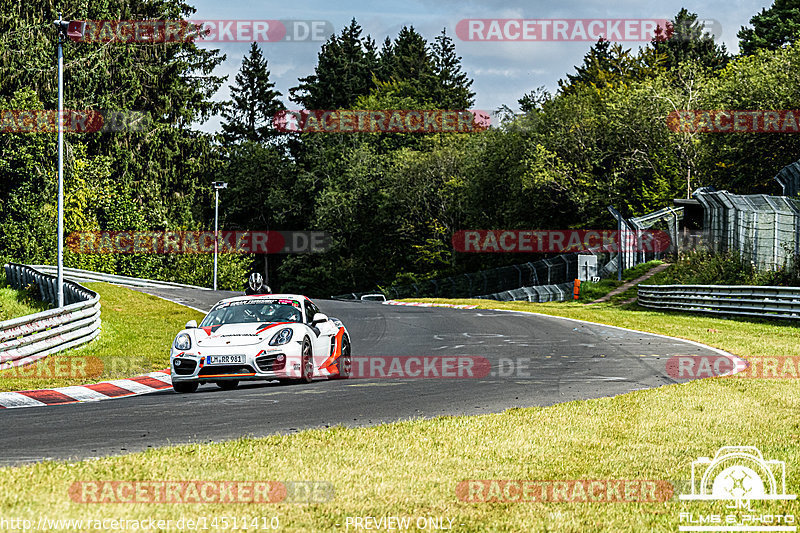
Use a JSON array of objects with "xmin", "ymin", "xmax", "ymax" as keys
[{"xmin": 200, "ymin": 299, "xmax": 303, "ymax": 326}]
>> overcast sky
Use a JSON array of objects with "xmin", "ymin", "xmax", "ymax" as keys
[{"xmin": 189, "ymin": 0, "xmax": 772, "ymax": 132}]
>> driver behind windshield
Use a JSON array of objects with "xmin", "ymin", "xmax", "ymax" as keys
[{"xmin": 259, "ymin": 303, "xmax": 301, "ymax": 323}]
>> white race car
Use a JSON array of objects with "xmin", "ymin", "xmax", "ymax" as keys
[{"xmin": 170, "ymin": 294, "xmax": 351, "ymax": 393}]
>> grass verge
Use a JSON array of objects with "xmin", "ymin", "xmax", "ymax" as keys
[
  {"xmin": 577, "ymin": 260, "xmax": 664, "ymax": 303},
  {"xmin": 0, "ymin": 298, "xmax": 798, "ymax": 531},
  {"xmin": 0, "ymin": 282, "xmax": 202, "ymax": 392},
  {"xmin": 0, "ymin": 285, "xmax": 48, "ymax": 322}
]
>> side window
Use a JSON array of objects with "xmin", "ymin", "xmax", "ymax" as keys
[{"xmin": 306, "ymin": 301, "xmax": 320, "ymax": 323}]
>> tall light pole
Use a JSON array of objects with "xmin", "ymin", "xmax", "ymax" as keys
[
  {"xmin": 212, "ymin": 181, "xmax": 228, "ymax": 290},
  {"xmin": 53, "ymin": 15, "xmax": 84, "ymax": 307},
  {"xmin": 56, "ymin": 15, "xmax": 65, "ymax": 307}
]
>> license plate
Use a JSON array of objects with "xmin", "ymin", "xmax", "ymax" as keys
[{"xmin": 207, "ymin": 354, "xmax": 245, "ymax": 364}]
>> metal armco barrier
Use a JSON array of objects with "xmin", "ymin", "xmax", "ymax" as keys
[
  {"xmin": 1, "ymin": 264, "xmax": 100, "ymax": 369},
  {"xmin": 477, "ymin": 282, "xmax": 574, "ymax": 303},
  {"xmin": 637, "ymin": 284, "xmax": 800, "ymax": 319},
  {"xmin": 28, "ymin": 265, "xmax": 210, "ymax": 290}
]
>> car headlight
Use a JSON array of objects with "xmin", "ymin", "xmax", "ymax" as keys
[
  {"xmin": 269, "ymin": 328, "xmax": 293, "ymax": 346},
  {"xmin": 174, "ymin": 333, "xmax": 192, "ymax": 351}
]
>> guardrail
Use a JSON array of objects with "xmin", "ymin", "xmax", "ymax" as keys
[
  {"xmin": 1, "ymin": 264, "xmax": 101, "ymax": 369},
  {"xmin": 28, "ymin": 265, "xmax": 211, "ymax": 290},
  {"xmin": 637, "ymin": 284, "xmax": 800, "ymax": 319},
  {"xmin": 476, "ymin": 282, "xmax": 575, "ymax": 303}
]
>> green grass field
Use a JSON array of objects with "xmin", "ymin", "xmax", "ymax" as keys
[
  {"xmin": 0, "ymin": 285, "xmax": 48, "ymax": 322},
  {"xmin": 0, "ymin": 288, "xmax": 798, "ymax": 531},
  {"xmin": 0, "ymin": 282, "xmax": 202, "ymax": 392},
  {"xmin": 576, "ymin": 259, "xmax": 664, "ymax": 303}
]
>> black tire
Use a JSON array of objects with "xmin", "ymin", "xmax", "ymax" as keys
[
  {"xmin": 300, "ymin": 337, "xmax": 314, "ymax": 383},
  {"xmin": 173, "ymin": 381, "xmax": 198, "ymax": 393},
  {"xmin": 289, "ymin": 337, "xmax": 314, "ymax": 384},
  {"xmin": 333, "ymin": 336, "xmax": 351, "ymax": 379},
  {"xmin": 216, "ymin": 380, "xmax": 239, "ymax": 390}
]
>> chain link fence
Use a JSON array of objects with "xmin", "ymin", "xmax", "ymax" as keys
[
  {"xmin": 608, "ymin": 205, "xmax": 682, "ymax": 272},
  {"xmin": 331, "ymin": 205, "xmax": 683, "ymax": 301},
  {"xmin": 332, "ymin": 252, "xmax": 590, "ymax": 300},
  {"xmin": 694, "ymin": 188, "xmax": 800, "ymax": 271},
  {"xmin": 332, "ymin": 246, "xmax": 627, "ymax": 301}
]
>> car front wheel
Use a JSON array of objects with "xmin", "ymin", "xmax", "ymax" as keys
[
  {"xmin": 287, "ymin": 337, "xmax": 314, "ymax": 385},
  {"xmin": 299, "ymin": 337, "xmax": 314, "ymax": 383}
]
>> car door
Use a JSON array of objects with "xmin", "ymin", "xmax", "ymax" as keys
[{"xmin": 305, "ymin": 300, "xmax": 337, "ymax": 371}]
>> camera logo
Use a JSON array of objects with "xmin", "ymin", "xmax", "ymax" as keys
[{"xmin": 680, "ymin": 446, "xmax": 795, "ymax": 501}]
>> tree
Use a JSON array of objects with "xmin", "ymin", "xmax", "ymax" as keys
[
  {"xmin": 377, "ymin": 37, "xmax": 395, "ymax": 81},
  {"xmin": 221, "ymin": 43, "xmax": 284, "ymax": 143},
  {"xmin": 697, "ymin": 41, "xmax": 800, "ymax": 193},
  {"xmin": 378, "ymin": 26, "xmax": 437, "ymax": 105},
  {"xmin": 431, "ymin": 28, "xmax": 475, "ymax": 109},
  {"xmin": 0, "ymin": 0, "xmax": 257, "ymax": 288},
  {"xmin": 518, "ymin": 86, "xmax": 550, "ymax": 113},
  {"xmin": 289, "ymin": 19, "xmax": 379, "ymax": 109},
  {"xmin": 738, "ymin": 0, "xmax": 800, "ymax": 55},
  {"xmin": 558, "ymin": 39, "xmax": 664, "ymax": 95},
  {"xmin": 651, "ymin": 9, "xmax": 729, "ymax": 71}
]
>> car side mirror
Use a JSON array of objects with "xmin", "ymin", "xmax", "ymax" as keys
[
  {"xmin": 185, "ymin": 319, "xmax": 197, "ymax": 329},
  {"xmin": 311, "ymin": 313, "xmax": 328, "ymax": 325}
]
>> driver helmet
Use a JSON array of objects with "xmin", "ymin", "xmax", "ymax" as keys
[{"xmin": 247, "ymin": 272, "xmax": 264, "ymax": 292}]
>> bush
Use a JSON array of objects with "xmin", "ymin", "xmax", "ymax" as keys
[{"xmin": 646, "ymin": 251, "xmax": 800, "ymax": 286}]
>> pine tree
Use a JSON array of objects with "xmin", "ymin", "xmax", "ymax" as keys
[
  {"xmin": 559, "ymin": 40, "xmax": 630, "ymax": 94},
  {"xmin": 377, "ymin": 37, "xmax": 395, "ymax": 82},
  {"xmin": 431, "ymin": 28, "xmax": 475, "ymax": 109},
  {"xmin": 558, "ymin": 39, "xmax": 664, "ymax": 95},
  {"xmin": 385, "ymin": 26, "xmax": 436, "ymax": 88},
  {"xmin": 738, "ymin": 0, "xmax": 800, "ymax": 55},
  {"xmin": 289, "ymin": 19, "xmax": 379, "ymax": 109},
  {"xmin": 221, "ymin": 43, "xmax": 284, "ymax": 143},
  {"xmin": 652, "ymin": 9, "xmax": 729, "ymax": 70}
]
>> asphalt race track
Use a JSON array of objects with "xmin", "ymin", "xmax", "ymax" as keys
[{"xmin": 0, "ymin": 287, "xmax": 729, "ymax": 465}]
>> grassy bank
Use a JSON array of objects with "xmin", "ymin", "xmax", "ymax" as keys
[
  {"xmin": 0, "ymin": 285, "xmax": 48, "ymax": 322},
  {"xmin": 576, "ymin": 259, "xmax": 664, "ymax": 303},
  {"xmin": 0, "ymin": 297, "xmax": 797, "ymax": 531}
]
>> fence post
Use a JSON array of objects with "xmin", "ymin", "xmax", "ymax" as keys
[{"xmin": 513, "ymin": 264, "xmax": 522, "ymax": 287}]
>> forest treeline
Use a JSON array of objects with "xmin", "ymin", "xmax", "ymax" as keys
[{"xmin": 1, "ymin": 2, "xmax": 799, "ymax": 295}]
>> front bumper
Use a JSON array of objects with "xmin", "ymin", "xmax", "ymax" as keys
[{"xmin": 170, "ymin": 344, "xmax": 303, "ymax": 382}]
